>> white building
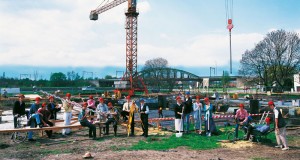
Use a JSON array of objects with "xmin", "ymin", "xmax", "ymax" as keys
[{"xmin": 294, "ymin": 73, "xmax": 300, "ymax": 92}]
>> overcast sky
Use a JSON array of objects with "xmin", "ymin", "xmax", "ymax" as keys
[{"xmin": 0, "ymin": 0, "xmax": 300, "ymax": 79}]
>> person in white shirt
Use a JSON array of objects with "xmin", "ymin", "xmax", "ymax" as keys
[
  {"xmin": 268, "ymin": 101, "xmax": 289, "ymax": 151},
  {"xmin": 121, "ymin": 96, "xmax": 132, "ymax": 122}
]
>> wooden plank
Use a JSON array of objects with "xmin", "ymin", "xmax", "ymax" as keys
[{"xmin": 0, "ymin": 122, "xmax": 83, "ymax": 133}]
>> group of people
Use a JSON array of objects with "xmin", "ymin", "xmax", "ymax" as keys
[
  {"xmin": 120, "ymin": 96, "xmax": 149, "ymax": 137},
  {"xmin": 79, "ymin": 95, "xmax": 150, "ymax": 139},
  {"xmin": 234, "ymin": 100, "xmax": 289, "ymax": 151},
  {"xmin": 13, "ymin": 94, "xmax": 61, "ymax": 141},
  {"xmin": 174, "ymin": 92, "xmax": 217, "ymax": 136},
  {"xmin": 12, "ymin": 92, "xmax": 289, "ymax": 151}
]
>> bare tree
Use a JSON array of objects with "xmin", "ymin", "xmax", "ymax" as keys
[
  {"xmin": 141, "ymin": 57, "xmax": 169, "ymax": 91},
  {"xmin": 142, "ymin": 57, "xmax": 168, "ymax": 71},
  {"xmin": 239, "ymin": 29, "xmax": 300, "ymax": 91}
]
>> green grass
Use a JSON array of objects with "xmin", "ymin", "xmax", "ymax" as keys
[
  {"xmin": 130, "ymin": 125, "xmax": 284, "ymax": 151},
  {"xmin": 130, "ymin": 131, "xmax": 228, "ymax": 150}
]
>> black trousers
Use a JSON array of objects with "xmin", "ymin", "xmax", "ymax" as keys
[
  {"xmin": 80, "ymin": 121, "xmax": 96, "ymax": 138},
  {"xmin": 105, "ymin": 118, "xmax": 117, "ymax": 135},
  {"xmin": 246, "ymin": 125, "xmax": 255, "ymax": 140},
  {"xmin": 121, "ymin": 111, "xmax": 129, "ymax": 120},
  {"xmin": 158, "ymin": 113, "xmax": 163, "ymax": 118},
  {"xmin": 141, "ymin": 114, "xmax": 148, "ymax": 136},
  {"xmin": 50, "ymin": 108, "xmax": 61, "ymax": 120},
  {"xmin": 44, "ymin": 120, "xmax": 54, "ymax": 138}
]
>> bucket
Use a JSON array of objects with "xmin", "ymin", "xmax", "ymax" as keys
[{"xmin": 176, "ymin": 132, "xmax": 183, "ymax": 137}]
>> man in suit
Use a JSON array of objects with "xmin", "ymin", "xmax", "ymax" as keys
[{"xmin": 139, "ymin": 99, "xmax": 149, "ymax": 137}]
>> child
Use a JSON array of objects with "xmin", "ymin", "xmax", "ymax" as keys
[{"xmin": 158, "ymin": 106, "xmax": 163, "ymax": 118}]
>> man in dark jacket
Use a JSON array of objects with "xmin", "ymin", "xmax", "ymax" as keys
[
  {"xmin": 174, "ymin": 96, "xmax": 184, "ymax": 133},
  {"xmin": 47, "ymin": 96, "xmax": 61, "ymax": 120},
  {"xmin": 183, "ymin": 91, "xmax": 193, "ymax": 133},
  {"xmin": 78, "ymin": 102, "xmax": 96, "ymax": 139},
  {"xmin": 139, "ymin": 99, "xmax": 149, "ymax": 137},
  {"xmin": 13, "ymin": 94, "xmax": 28, "ymax": 128}
]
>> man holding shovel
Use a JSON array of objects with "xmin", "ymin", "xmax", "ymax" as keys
[{"xmin": 174, "ymin": 96, "xmax": 184, "ymax": 134}]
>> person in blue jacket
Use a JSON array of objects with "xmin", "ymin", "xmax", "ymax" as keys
[{"xmin": 203, "ymin": 97, "xmax": 217, "ymax": 136}]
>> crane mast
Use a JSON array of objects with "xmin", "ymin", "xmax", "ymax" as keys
[
  {"xmin": 90, "ymin": 0, "xmax": 147, "ymax": 95},
  {"xmin": 125, "ymin": 0, "xmax": 138, "ymax": 94}
]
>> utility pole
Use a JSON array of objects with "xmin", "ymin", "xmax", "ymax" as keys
[{"xmin": 210, "ymin": 67, "xmax": 215, "ymax": 77}]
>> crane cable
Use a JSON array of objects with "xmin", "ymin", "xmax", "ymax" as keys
[
  {"xmin": 225, "ymin": 0, "xmax": 233, "ymax": 25},
  {"xmin": 96, "ymin": 0, "xmax": 109, "ymax": 10}
]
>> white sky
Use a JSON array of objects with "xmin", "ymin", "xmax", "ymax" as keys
[{"xmin": 0, "ymin": 0, "xmax": 300, "ymax": 77}]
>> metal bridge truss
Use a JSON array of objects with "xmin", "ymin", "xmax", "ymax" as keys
[{"xmin": 138, "ymin": 68, "xmax": 203, "ymax": 92}]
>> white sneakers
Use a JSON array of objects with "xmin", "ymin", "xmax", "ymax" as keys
[
  {"xmin": 275, "ymin": 145, "xmax": 289, "ymax": 151},
  {"xmin": 275, "ymin": 145, "xmax": 283, "ymax": 148},
  {"xmin": 282, "ymin": 147, "xmax": 290, "ymax": 151}
]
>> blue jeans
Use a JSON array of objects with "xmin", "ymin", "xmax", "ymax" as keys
[
  {"xmin": 28, "ymin": 114, "xmax": 41, "ymax": 140},
  {"xmin": 193, "ymin": 110, "xmax": 201, "ymax": 130},
  {"xmin": 184, "ymin": 113, "xmax": 192, "ymax": 132},
  {"xmin": 235, "ymin": 119, "xmax": 245, "ymax": 138}
]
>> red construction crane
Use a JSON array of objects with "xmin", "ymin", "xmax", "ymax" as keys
[{"xmin": 90, "ymin": 0, "xmax": 147, "ymax": 96}]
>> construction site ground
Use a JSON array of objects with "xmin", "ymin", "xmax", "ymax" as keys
[
  {"xmin": 1, "ymin": 101, "xmax": 300, "ymax": 160},
  {"xmin": 0, "ymin": 122, "xmax": 299, "ymax": 160}
]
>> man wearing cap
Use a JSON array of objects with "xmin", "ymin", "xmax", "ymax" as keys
[
  {"xmin": 13, "ymin": 94, "xmax": 29, "ymax": 128},
  {"xmin": 96, "ymin": 97, "xmax": 108, "ymax": 120},
  {"xmin": 174, "ymin": 96, "xmax": 184, "ymax": 133},
  {"xmin": 193, "ymin": 95, "xmax": 202, "ymax": 134},
  {"xmin": 203, "ymin": 97, "xmax": 216, "ymax": 136},
  {"xmin": 78, "ymin": 102, "xmax": 96, "ymax": 139},
  {"xmin": 268, "ymin": 101, "xmax": 289, "ymax": 150},
  {"xmin": 139, "ymin": 99, "xmax": 149, "ymax": 137},
  {"xmin": 183, "ymin": 91, "xmax": 193, "ymax": 133},
  {"xmin": 234, "ymin": 103, "xmax": 248, "ymax": 139},
  {"xmin": 62, "ymin": 93, "xmax": 73, "ymax": 136},
  {"xmin": 121, "ymin": 96, "xmax": 132, "ymax": 122},
  {"xmin": 29, "ymin": 97, "xmax": 43, "ymax": 127},
  {"xmin": 96, "ymin": 97, "xmax": 108, "ymax": 133},
  {"xmin": 104, "ymin": 102, "xmax": 118, "ymax": 136},
  {"xmin": 87, "ymin": 95, "xmax": 96, "ymax": 122},
  {"xmin": 28, "ymin": 97, "xmax": 43, "ymax": 141},
  {"xmin": 47, "ymin": 96, "xmax": 61, "ymax": 120},
  {"xmin": 38, "ymin": 102, "xmax": 54, "ymax": 138}
]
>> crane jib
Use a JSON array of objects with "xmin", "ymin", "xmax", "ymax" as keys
[{"xmin": 90, "ymin": 0, "xmax": 130, "ymax": 21}]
